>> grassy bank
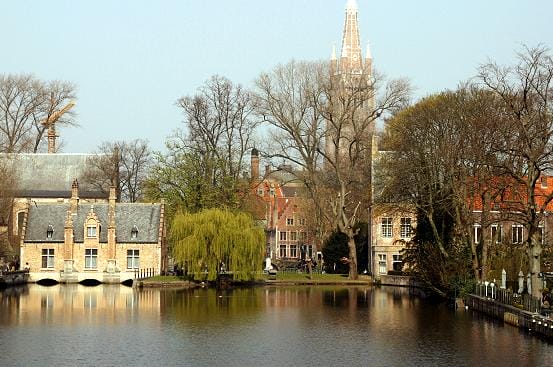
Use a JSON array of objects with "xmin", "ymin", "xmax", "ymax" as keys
[{"xmin": 139, "ymin": 273, "xmax": 371, "ymax": 287}]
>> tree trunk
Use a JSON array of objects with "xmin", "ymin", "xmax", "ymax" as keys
[
  {"xmin": 528, "ymin": 239, "xmax": 542, "ymax": 298},
  {"xmin": 347, "ymin": 235, "xmax": 358, "ymax": 280}
]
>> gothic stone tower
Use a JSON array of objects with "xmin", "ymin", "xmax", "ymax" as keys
[{"xmin": 325, "ymin": 0, "xmax": 375, "ymax": 161}]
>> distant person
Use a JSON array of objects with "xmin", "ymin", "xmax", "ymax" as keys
[{"xmin": 24, "ymin": 263, "xmax": 30, "ymax": 271}]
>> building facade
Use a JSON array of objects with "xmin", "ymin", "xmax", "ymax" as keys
[
  {"xmin": 249, "ymin": 149, "xmax": 318, "ymax": 264},
  {"xmin": 20, "ymin": 183, "xmax": 166, "ymax": 283}
]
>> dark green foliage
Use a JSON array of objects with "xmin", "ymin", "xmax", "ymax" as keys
[
  {"xmin": 402, "ymin": 206, "xmax": 472, "ymax": 298},
  {"xmin": 323, "ymin": 224, "xmax": 368, "ymax": 274},
  {"xmin": 322, "ymin": 231, "xmax": 349, "ymax": 274}
]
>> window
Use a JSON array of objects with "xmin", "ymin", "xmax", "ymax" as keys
[
  {"xmin": 257, "ymin": 187, "xmax": 264, "ymax": 196},
  {"xmin": 85, "ymin": 249, "xmax": 98, "ymax": 269},
  {"xmin": 127, "ymin": 249, "xmax": 140, "ymax": 269},
  {"xmin": 290, "ymin": 231, "xmax": 297, "ymax": 241},
  {"xmin": 392, "ymin": 254, "xmax": 403, "ymax": 271},
  {"xmin": 279, "ymin": 244, "xmax": 287, "ymax": 258},
  {"xmin": 400, "ymin": 218, "xmax": 411, "ymax": 238},
  {"xmin": 131, "ymin": 226, "xmax": 138, "ymax": 240},
  {"xmin": 298, "ymin": 218, "xmax": 306, "ymax": 226},
  {"xmin": 473, "ymin": 224, "xmax": 482, "ymax": 244},
  {"xmin": 87, "ymin": 225, "xmax": 97, "ymax": 238},
  {"xmin": 46, "ymin": 225, "xmax": 54, "ymax": 239},
  {"xmin": 286, "ymin": 217, "xmax": 294, "ymax": 226},
  {"xmin": 378, "ymin": 254, "xmax": 387, "ymax": 274},
  {"xmin": 491, "ymin": 225, "xmax": 502, "ymax": 244},
  {"xmin": 290, "ymin": 244, "xmax": 297, "ymax": 258},
  {"xmin": 381, "ymin": 217, "xmax": 392, "ymax": 238},
  {"xmin": 41, "ymin": 249, "xmax": 55, "ymax": 268},
  {"xmin": 512, "ymin": 225, "xmax": 524, "ymax": 244},
  {"xmin": 299, "ymin": 231, "xmax": 307, "ymax": 242},
  {"xmin": 269, "ymin": 188, "xmax": 275, "ymax": 196},
  {"xmin": 537, "ymin": 226, "xmax": 545, "ymax": 244},
  {"xmin": 279, "ymin": 231, "xmax": 287, "ymax": 241},
  {"xmin": 17, "ymin": 211, "xmax": 25, "ymax": 235},
  {"xmin": 307, "ymin": 245, "xmax": 313, "ymax": 258}
]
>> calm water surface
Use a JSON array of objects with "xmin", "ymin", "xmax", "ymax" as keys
[{"xmin": 0, "ymin": 284, "xmax": 551, "ymax": 367}]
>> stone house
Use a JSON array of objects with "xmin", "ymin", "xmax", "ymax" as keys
[{"xmin": 20, "ymin": 182, "xmax": 166, "ymax": 284}]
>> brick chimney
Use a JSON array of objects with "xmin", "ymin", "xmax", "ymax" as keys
[
  {"xmin": 251, "ymin": 148, "xmax": 260, "ymax": 180},
  {"xmin": 70, "ymin": 178, "xmax": 79, "ymax": 213}
]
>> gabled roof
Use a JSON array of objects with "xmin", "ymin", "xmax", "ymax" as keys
[
  {"xmin": 24, "ymin": 202, "xmax": 162, "ymax": 243},
  {"xmin": 3, "ymin": 153, "xmax": 106, "ymax": 199}
]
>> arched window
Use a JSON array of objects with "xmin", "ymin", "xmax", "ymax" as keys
[
  {"xmin": 131, "ymin": 226, "xmax": 138, "ymax": 240},
  {"xmin": 46, "ymin": 225, "xmax": 54, "ymax": 239}
]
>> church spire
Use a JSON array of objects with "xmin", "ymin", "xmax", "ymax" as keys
[{"xmin": 340, "ymin": 0, "xmax": 362, "ymax": 73}]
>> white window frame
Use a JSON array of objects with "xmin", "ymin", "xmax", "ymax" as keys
[
  {"xmin": 286, "ymin": 217, "xmax": 294, "ymax": 226},
  {"xmin": 392, "ymin": 254, "xmax": 403, "ymax": 271},
  {"xmin": 279, "ymin": 231, "xmax": 287, "ymax": 241},
  {"xmin": 290, "ymin": 231, "xmax": 297, "ymax": 241},
  {"xmin": 512, "ymin": 224, "xmax": 524, "ymax": 244},
  {"xmin": 279, "ymin": 244, "xmax": 287, "ymax": 258},
  {"xmin": 400, "ymin": 218, "xmax": 411, "ymax": 238},
  {"xmin": 491, "ymin": 224, "xmax": 502, "ymax": 244},
  {"xmin": 127, "ymin": 249, "xmax": 140, "ymax": 269},
  {"xmin": 42, "ymin": 248, "xmax": 55, "ymax": 269},
  {"xmin": 85, "ymin": 248, "xmax": 98, "ymax": 269},
  {"xmin": 473, "ymin": 224, "xmax": 482, "ymax": 244},
  {"xmin": 381, "ymin": 217, "xmax": 392, "ymax": 238},
  {"xmin": 290, "ymin": 244, "xmax": 297, "ymax": 258},
  {"xmin": 87, "ymin": 225, "xmax": 97, "ymax": 238},
  {"xmin": 378, "ymin": 254, "xmax": 387, "ymax": 274}
]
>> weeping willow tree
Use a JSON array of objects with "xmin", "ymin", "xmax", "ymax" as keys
[{"xmin": 171, "ymin": 208, "xmax": 265, "ymax": 281}]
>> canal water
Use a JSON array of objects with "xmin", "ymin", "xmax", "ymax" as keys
[{"xmin": 0, "ymin": 284, "xmax": 551, "ymax": 367}]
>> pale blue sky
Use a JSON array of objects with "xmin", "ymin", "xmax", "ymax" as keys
[{"xmin": 2, "ymin": 0, "xmax": 552, "ymax": 153}]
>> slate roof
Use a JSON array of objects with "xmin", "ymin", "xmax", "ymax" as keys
[
  {"xmin": 25, "ymin": 202, "xmax": 162, "ymax": 244},
  {"xmin": 4, "ymin": 153, "xmax": 106, "ymax": 198}
]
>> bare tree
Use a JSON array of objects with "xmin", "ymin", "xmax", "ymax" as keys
[
  {"xmin": 478, "ymin": 45, "xmax": 553, "ymax": 297},
  {"xmin": 380, "ymin": 87, "xmax": 506, "ymax": 295},
  {"xmin": 256, "ymin": 60, "xmax": 410, "ymax": 279},
  {"xmin": 147, "ymin": 75, "xmax": 260, "ymax": 213},
  {"xmin": 83, "ymin": 139, "xmax": 152, "ymax": 202},
  {"xmin": 0, "ymin": 74, "xmax": 76, "ymax": 153},
  {"xmin": 176, "ymin": 75, "xmax": 259, "ymax": 181},
  {"xmin": 0, "ymin": 156, "xmax": 18, "ymax": 258}
]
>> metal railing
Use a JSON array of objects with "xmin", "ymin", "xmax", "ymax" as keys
[{"xmin": 474, "ymin": 283, "xmax": 542, "ymax": 313}]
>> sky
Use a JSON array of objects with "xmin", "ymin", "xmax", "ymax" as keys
[{"xmin": 2, "ymin": 0, "xmax": 552, "ymax": 153}]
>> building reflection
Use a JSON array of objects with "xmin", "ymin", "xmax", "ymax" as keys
[{"xmin": 0, "ymin": 284, "xmax": 162, "ymax": 327}]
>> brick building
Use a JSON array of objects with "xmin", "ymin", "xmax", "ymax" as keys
[{"xmin": 249, "ymin": 149, "xmax": 318, "ymax": 264}]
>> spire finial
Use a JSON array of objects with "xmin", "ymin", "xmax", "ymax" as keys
[
  {"xmin": 365, "ymin": 41, "xmax": 372, "ymax": 59},
  {"xmin": 346, "ymin": 0, "xmax": 358, "ymax": 11}
]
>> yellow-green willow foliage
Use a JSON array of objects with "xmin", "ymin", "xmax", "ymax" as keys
[{"xmin": 171, "ymin": 208, "xmax": 265, "ymax": 281}]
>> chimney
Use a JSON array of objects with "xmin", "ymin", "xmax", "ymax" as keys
[
  {"xmin": 63, "ymin": 210, "xmax": 74, "ymax": 261},
  {"xmin": 70, "ymin": 178, "xmax": 79, "ymax": 213},
  {"xmin": 265, "ymin": 165, "xmax": 271, "ymax": 177},
  {"xmin": 251, "ymin": 148, "xmax": 260, "ymax": 180},
  {"xmin": 107, "ymin": 185, "xmax": 117, "ymax": 263}
]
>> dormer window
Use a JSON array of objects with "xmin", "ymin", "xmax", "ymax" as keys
[
  {"xmin": 87, "ymin": 225, "xmax": 97, "ymax": 238},
  {"xmin": 131, "ymin": 226, "xmax": 138, "ymax": 240},
  {"xmin": 46, "ymin": 225, "xmax": 54, "ymax": 239}
]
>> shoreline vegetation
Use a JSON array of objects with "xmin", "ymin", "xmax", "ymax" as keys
[{"xmin": 137, "ymin": 273, "xmax": 373, "ymax": 288}]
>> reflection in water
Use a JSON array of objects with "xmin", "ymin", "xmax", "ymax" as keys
[{"xmin": 0, "ymin": 284, "xmax": 552, "ymax": 367}]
